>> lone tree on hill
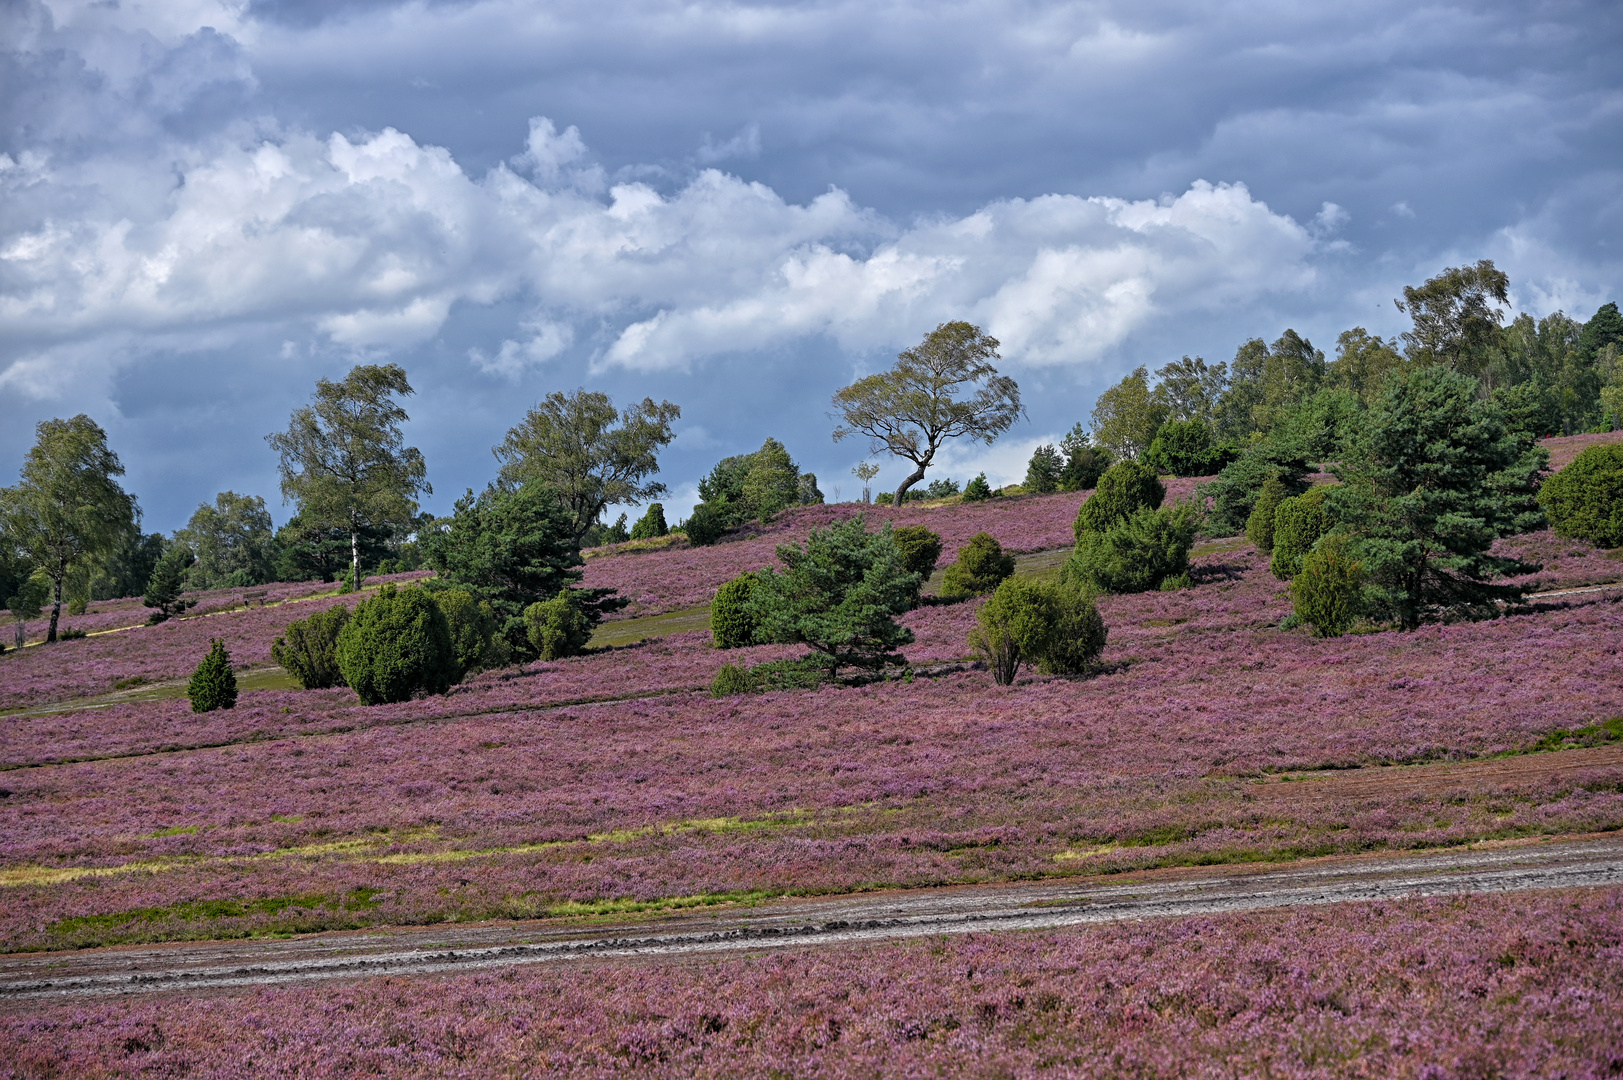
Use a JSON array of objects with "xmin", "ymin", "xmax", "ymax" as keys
[
  {"xmin": 494, "ymin": 389, "xmax": 680, "ymax": 544},
  {"xmin": 0, "ymin": 416, "xmax": 137, "ymax": 642},
  {"xmin": 832, "ymin": 322, "xmax": 1022, "ymax": 506},
  {"xmin": 267, "ymin": 364, "xmax": 430, "ymax": 590}
]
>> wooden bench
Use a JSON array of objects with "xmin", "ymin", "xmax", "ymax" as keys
[{"xmin": 241, "ymin": 588, "xmax": 269, "ymax": 609}]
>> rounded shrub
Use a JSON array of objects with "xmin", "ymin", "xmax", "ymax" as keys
[
  {"xmin": 335, "ymin": 584, "xmax": 457, "ymax": 705},
  {"xmin": 711, "ymin": 572, "xmax": 761, "ymax": 649},
  {"xmin": 968, "ymin": 577, "xmax": 1057, "ymax": 686},
  {"xmin": 435, "ymin": 588, "xmax": 502, "ymax": 677},
  {"xmin": 890, "ymin": 525, "xmax": 944, "ymax": 580},
  {"xmin": 524, "ymin": 590, "xmax": 593, "ymax": 661},
  {"xmin": 630, "ymin": 503, "xmax": 669, "ymax": 541},
  {"xmin": 683, "ymin": 503, "xmax": 728, "ymax": 546},
  {"xmin": 1269, "ymin": 485, "xmax": 1335, "ymax": 580},
  {"xmin": 1290, "ymin": 533, "xmax": 1365, "ymax": 637},
  {"xmin": 710, "ymin": 662, "xmax": 752, "ymax": 697},
  {"xmin": 1074, "ymin": 460, "xmax": 1165, "ymax": 538},
  {"xmin": 270, "ymin": 604, "xmax": 351, "ymax": 689},
  {"xmin": 1245, "ymin": 474, "xmax": 1288, "ymax": 554},
  {"xmin": 1063, "ymin": 503, "xmax": 1199, "ymax": 594},
  {"xmin": 1038, "ymin": 581, "xmax": 1109, "ymax": 677},
  {"xmin": 1538, "ymin": 443, "xmax": 1623, "ymax": 548},
  {"xmin": 940, "ymin": 532, "xmax": 1016, "ymax": 597},
  {"xmin": 187, "ymin": 638, "xmax": 238, "ymax": 713}
]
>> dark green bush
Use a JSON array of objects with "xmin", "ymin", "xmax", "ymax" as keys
[
  {"xmin": 710, "ymin": 662, "xmax": 752, "ymax": 697},
  {"xmin": 708, "ymin": 656, "xmax": 828, "ymax": 697},
  {"xmin": 1039, "ymin": 581, "xmax": 1109, "ymax": 677},
  {"xmin": 1270, "ymin": 485, "xmax": 1335, "ymax": 580},
  {"xmin": 57, "ymin": 627, "xmax": 87, "ymax": 641},
  {"xmin": 683, "ymin": 503, "xmax": 728, "ymax": 546},
  {"xmin": 434, "ymin": 589, "xmax": 502, "ymax": 677},
  {"xmin": 1290, "ymin": 533, "xmax": 1365, "ymax": 637},
  {"xmin": 891, "ymin": 525, "xmax": 944, "ymax": 581},
  {"xmin": 335, "ymin": 585, "xmax": 458, "ymax": 705},
  {"xmin": 962, "ymin": 473, "xmax": 994, "ymax": 502},
  {"xmin": 1538, "ymin": 443, "xmax": 1623, "ymax": 548},
  {"xmin": 1064, "ymin": 503, "xmax": 1199, "ymax": 594},
  {"xmin": 270, "ymin": 604, "xmax": 351, "ymax": 689},
  {"xmin": 524, "ymin": 590, "xmax": 593, "ymax": 661},
  {"xmin": 745, "ymin": 517, "xmax": 918, "ymax": 676},
  {"xmin": 187, "ymin": 638, "xmax": 238, "ymax": 713},
  {"xmin": 1144, "ymin": 418, "xmax": 1232, "ymax": 477},
  {"xmin": 746, "ymin": 656, "xmax": 830, "ymax": 692},
  {"xmin": 1073, "ymin": 460, "xmax": 1164, "ymax": 538},
  {"xmin": 940, "ymin": 532, "xmax": 1016, "ymax": 597},
  {"xmin": 922, "ymin": 477, "xmax": 961, "ymax": 499},
  {"xmin": 629, "ymin": 503, "xmax": 669, "ymax": 540},
  {"xmin": 968, "ymin": 577, "xmax": 1058, "ymax": 685},
  {"xmin": 1246, "ymin": 475, "xmax": 1288, "ymax": 554},
  {"xmin": 711, "ymin": 572, "xmax": 761, "ymax": 649}
]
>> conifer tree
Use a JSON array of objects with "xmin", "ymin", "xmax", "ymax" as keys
[
  {"xmin": 1330, "ymin": 365, "xmax": 1546, "ymax": 628},
  {"xmin": 187, "ymin": 638, "xmax": 238, "ymax": 713}
]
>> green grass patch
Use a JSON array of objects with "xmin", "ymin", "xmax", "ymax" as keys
[
  {"xmin": 590, "ymin": 604, "xmax": 714, "ymax": 648},
  {"xmin": 43, "ymin": 888, "xmax": 388, "ymax": 949},
  {"xmin": 145, "ymin": 825, "xmax": 200, "ymax": 838},
  {"xmin": 1523, "ymin": 716, "xmax": 1623, "ymax": 754},
  {"xmin": 538, "ymin": 889, "xmax": 780, "ymax": 919}
]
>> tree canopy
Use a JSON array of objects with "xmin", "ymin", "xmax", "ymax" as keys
[
  {"xmin": 1395, "ymin": 259, "xmax": 1510, "ymax": 373},
  {"xmin": 0, "ymin": 415, "xmax": 137, "ymax": 641},
  {"xmin": 832, "ymin": 322, "xmax": 1022, "ymax": 505},
  {"xmin": 494, "ymin": 389, "xmax": 680, "ymax": 543},
  {"xmin": 1329, "ymin": 365, "xmax": 1546, "ymax": 628},
  {"xmin": 266, "ymin": 363, "xmax": 430, "ymax": 586},
  {"xmin": 178, "ymin": 491, "xmax": 277, "ymax": 589}
]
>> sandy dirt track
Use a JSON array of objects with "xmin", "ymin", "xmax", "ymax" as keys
[{"xmin": 2, "ymin": 833, "xmax": 1619, "ymax": 1006}]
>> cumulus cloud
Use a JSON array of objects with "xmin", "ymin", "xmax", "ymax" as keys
[{"xmin": 0, "ymin": 116, "xmax": 1325, "ymax": 385}]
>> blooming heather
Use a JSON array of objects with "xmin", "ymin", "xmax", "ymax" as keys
[{"xmin": 2, "ymin": 888, "xmax": 1621, "ymax": 1078}]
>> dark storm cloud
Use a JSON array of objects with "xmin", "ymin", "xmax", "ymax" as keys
[{"xmin": 1, "ymin": 0, "xmax": 1619, "ymax": 529}]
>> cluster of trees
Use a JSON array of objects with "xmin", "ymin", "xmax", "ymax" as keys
[
  {"xmin": 1083, "ymin": 266, "xmax": 1622, "ymax": 488},
  {"xmin": 706, "ymin": 514, "xmax": 1106, "ymax": 690},
  {"xmin": 684, "ymin": 439, "xmax": 823, "ymax": 545}
]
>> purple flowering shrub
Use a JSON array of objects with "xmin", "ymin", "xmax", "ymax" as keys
[{"xmin": 4, "ymin": 888, "xmax": 1622, "ymax": 1079}]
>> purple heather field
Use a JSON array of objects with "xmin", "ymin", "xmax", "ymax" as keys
[
  {"xmin": 2, "ymin": 434, "xmax": 1622, "ymax": 1069},
  {"xmin": 3, "ymin": 535, "xmax": 1623, "ymax": 949},
  {"xmin": 4, "ymin": 888, "xmax": 1622, "ymax": 1079}
]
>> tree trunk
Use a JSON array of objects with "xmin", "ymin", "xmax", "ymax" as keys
[
  {"xmin": 47, "ymin": 575, "xmax": 62, "ymax": 643},
  {"xmin": 351, "ymin": 528, "xmax": 360, "ymax": 590},
  {"xmin": 892, "ymin": 462, "xmax": 928, "ymax": 507}
]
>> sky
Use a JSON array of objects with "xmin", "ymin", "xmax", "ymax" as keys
[{"xmin": 2, "ymin": 0, "xmax": 1621, "ymax": 532}]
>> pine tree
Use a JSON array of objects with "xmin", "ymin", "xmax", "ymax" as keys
[
  {"xmin": 187, "ymin": 638, "xmax": 238, "ymax": 713},
  {"xmin": 1330, "ymin": 366, "xmax": 1546, "ymax": 628},
  {"xmin": 747, "ymin": 517, "xmax": 919, "ymax": 677},
  {"xmin": 143, "ymin": 548, "xmax": 197, "ymax": 624}
]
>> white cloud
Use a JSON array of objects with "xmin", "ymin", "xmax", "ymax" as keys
[
  {"xmin": 0, "ymin": 117, "xmax": 1326, "ymax": 389},
  {"xmin": 468, "ymin": 319, "xmax": 573, "ymax": 378}
]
